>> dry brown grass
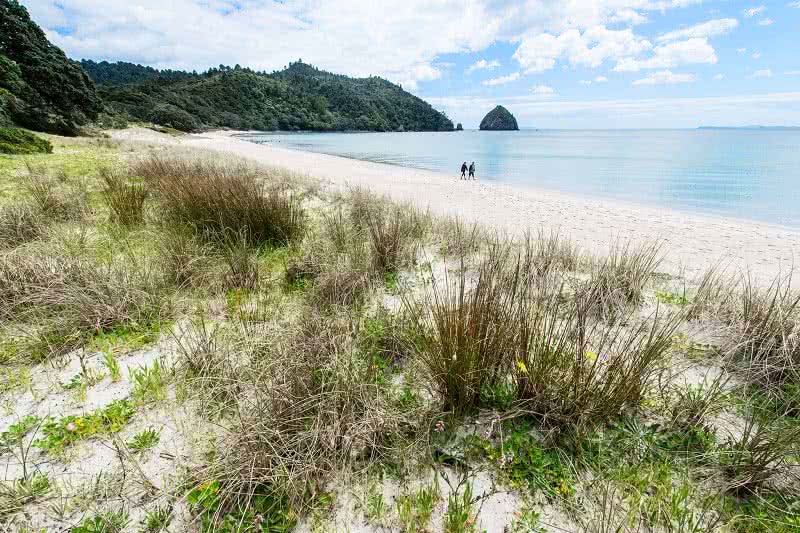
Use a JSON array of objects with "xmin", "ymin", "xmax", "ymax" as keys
[
  {"xmin": 0, "ymin": 203, "xmax": 45, "ymax": 248},
  {"xmin": 132, "ymin": 154, "xmax": 306, "ymax": 246}
]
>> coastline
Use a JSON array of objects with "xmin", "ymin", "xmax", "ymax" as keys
[{"xmin": 174, "ymin": 130, "xmax": 800, "ymax": 284}]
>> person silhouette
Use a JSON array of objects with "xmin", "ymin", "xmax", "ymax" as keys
[
  {"xmin": 460, "ymin": 161, "xmax": 468, "ymax": 180},
  {"xmin": 468, "ymin": 162, "xmax": 476, "ymax": 179}
]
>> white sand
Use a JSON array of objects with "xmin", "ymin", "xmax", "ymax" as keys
[{"xmin": 170, "ymin": 130, "xmax": 800, "ymax": 284}]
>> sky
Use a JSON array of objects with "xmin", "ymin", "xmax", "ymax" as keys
[{"xmin": 23, "ymin": 0, "xmax": 800, "ymax": 128}]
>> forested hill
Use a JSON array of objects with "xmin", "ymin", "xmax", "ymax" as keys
[
  {"xmin": 82, "ymin": 60, "xmax": 454, "ymax": 133},
  {"xmin": 0, "ymin": 0, "xmax": 103, "ymax": 135}
]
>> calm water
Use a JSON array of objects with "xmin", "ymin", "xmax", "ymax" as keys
[{"xmin": 240, "ymin": 129, "xmax": 800, "ymax": 227}]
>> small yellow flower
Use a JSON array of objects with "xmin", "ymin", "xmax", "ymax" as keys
[
  {"xmin": 584, "ymin": 351, "xmax": 598, "ymax": 362},
  {"xmin": 516, "ymin": 360, "xmax": 529, "ymax": 375}
]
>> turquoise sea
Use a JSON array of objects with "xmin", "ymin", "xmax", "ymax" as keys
[{"xmin": 240, "ymin": 129, "xmax": 800, "ymax": 227}]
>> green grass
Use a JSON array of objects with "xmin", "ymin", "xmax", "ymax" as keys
[
  {"xmin": 72, "ymin": 508, "xmax": 130, "ymax": 533},
  {"xmin": 86, "ymin": 322, "xmax": 163, "ymax": 354},
  {"xmin": 187, "ymin": 480, "xmax": 297, "ymax": 533},
  {"xmin": 396, "ymin": 479, "xmax": 439, "ymax": 532},
  {"xmin": 656, "ymin": 289, "xmax": 689, "ymax": 305},
  {"xmin": 130, "ymin": 359, "xmax": 171, "ymax": 405}
]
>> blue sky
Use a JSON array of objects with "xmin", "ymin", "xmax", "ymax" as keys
[{"xmin": 23, "ymin": 0, "xmax": 800, "ymax": 128}]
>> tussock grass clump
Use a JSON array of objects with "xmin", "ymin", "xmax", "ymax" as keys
[
  {"xmin": 365, "ymin": 205, "xmax": 425, "ymax": 275},
  {"xmin": 99, "ymin": 167, "xmax": 148, "ymax": 225},
  {"xmin": 717, "ymin": 274, "xmax": 800, "ymax": 391},
  {"xmin": 157, "ymin": 229, "xmax": 210, "ymax": 289},
  {"xmin": 513, "ymin": 289, "xmax": 681, "ymax": 428},
  {"xmin": 720, "ymin": 405, "xmax": 800, "ymax": 493},
  {"xmin": 192, "ymin": 310, "xmax": 413, "ymax": 525},
  {"xmin": 405, "ymin": 244, "xmax": 522, "ymax": 413},
  {"xmin": 219, "ymin": 230, "xmax": 259, "ymax": 290},
  {"xmin": 133, "ymin": 154, "xmax": 305, "ymax": 246},
  {"xmin": 0, "ymin": 252, "xmax": 169, "ymax": 361},
  {"xmin": 0, "ymin": 203, "xmax": 45, "ymax": 248},
  {"xmin": 525, "ymin": 228, "xmax": 582, "ymax": 278},
  {"xmin": 24, "ymin": 162, "xmax": 86, "ymax": 222},
  {"xmin": 406, "ymin": 237, "xmax": 680, "ymax": 421},
  {"xmin": 581, "ymin": 241, "xmax": 663, "ymax": 316},
  {"xmin": 313, "ymin": 257, "xmax": 371, "ymax": 309}
]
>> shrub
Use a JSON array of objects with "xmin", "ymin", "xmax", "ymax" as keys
[
  {"xmin": 0, "ymin": 202, "xmax": 44, "ymax": 248},
  {"xmin": 99, "ymin": 167, "xmax": 148, "ymax": 225},
  {"xmin": 0, "ymin": 128, "xmax": 52, "ymax": 155},
  {"xmin": 133, "ymin": 155, "xmax": 305, "ymax": 246}
]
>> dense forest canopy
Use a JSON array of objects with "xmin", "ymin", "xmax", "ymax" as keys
[
  {"xmin": 0, "ymin": 0, "xmax": 103, "ymax": 135},
  {"xmin": 82, "ymin": 60, "xmax": 454, "ymax": 133}
]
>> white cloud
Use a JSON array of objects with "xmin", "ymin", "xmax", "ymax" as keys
[
  {"xmin": 752, "ymin": 52, "xmax": 762, "ymax": 59},
  {"xmin": 657, "ymin": 18, "xmax": 738, "ymax": 42},
  {"xmin": 610, "ymin": 9, "xmax": 647, "ymax": 25},
  {"xmin": 482, "ymin": 72, "xmax": 520, "ymax": 86},
  {"xmin": 737, "ymin": 47, "xmax": 747, "ymax": 53},
  {"xmin": 786, "ymin": 70, "xmax": 800, "ymax": 75},
  {"xmin": 514, "ymin": 26, "xmax": 651, "ymax": 73},
  {"xmin": 713, "ymin": 73, "xmax": 725, "ymax": 80},
  {"xmin": 25, "ymin": 0, "xmax": 714, "ymax": 93},
  {"xmin": 595, "ymin": 76, "xmax": 609, "ymax": 82},
  {"xmin": 613, "ymin": 38, "xmax": 717, "ymax": 72},
  {"xmin": 579, "ymin": 80, "xmax": 593, "ymax": 85},
  {"xmin": 633, "ymin": 70, "xmax": 697, "ymax": 85},
  {"xmin": 750, "ymin": 69, "xmax": 773, "ymax": 78},
  {"xmin": 466, "ymin": 59, "xmax": 500, "ymax": 74},
  {"xmin": 532, "ymin": 84, "xmax": 554, "ymax": 94},
  {"xmin": 790, "ymin": 1, "xmax": 800, "ymax": 7},
  {"xmin": 757, "ymin": 18, "xmax": 774, "ymax": 26},
  {"xmin": 743, "ymin": 6, "xmax": 766, "ymax": 17}
]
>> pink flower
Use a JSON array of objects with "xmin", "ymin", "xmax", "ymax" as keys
[
  {"xmin": 434, "ymin": 421, "xmax": 445, "ymax": 433},
  {"xmin": 66, "ymin": 422, "xmax": 77, "ymax": 432}
]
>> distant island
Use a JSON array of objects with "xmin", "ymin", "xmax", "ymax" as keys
[
  {"xmin": 479, "ymin": 105, "xmax": 519, "ymax": 131},
  {"xmin": 698, "ymin": 126, "xmax": 800, "ymax": 131}
]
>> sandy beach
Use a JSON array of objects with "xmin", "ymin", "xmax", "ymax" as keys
[{"xmin": 156, "ymin": 130, "xmax": 800, "ymax": 284}]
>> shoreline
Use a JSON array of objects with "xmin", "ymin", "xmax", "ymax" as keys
[{"xmin": 170, "ymin": 130, "xmax": 800, "ymax": 284}]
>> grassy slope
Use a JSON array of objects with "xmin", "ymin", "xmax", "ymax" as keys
[{"xmin": 0, "ymin": 132, "xmax": 798, "ymax": 532}]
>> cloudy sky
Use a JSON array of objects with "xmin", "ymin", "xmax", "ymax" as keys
[{"xmin": 23, "ymin": 0, "xmax": 800, "ymax": 128}]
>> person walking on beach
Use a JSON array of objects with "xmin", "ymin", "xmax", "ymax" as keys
[
  {"xmin": 468, "ymin": 162, "xmax": 476, "ymax": 180},
  {"xmin": 460, "ymin": 161, "xmax": 468, "ymax": 179}
]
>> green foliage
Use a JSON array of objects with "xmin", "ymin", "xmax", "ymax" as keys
[
  {"xmin": 443, "ymin": 483, "xmax": 478, "ymax": 533},
  {"xmin": 141, "ymin": 504, "xmax": 174, "ymax": 532},
  {"xmin": 467, "ymin": 421, "xmax": 575, "ymax": 499},
  {"xmin": 130, "ymin": 359, "xmax": 170, "ymax": 405},
  {"xmin": 723, "ymin": 492, "xmax": 800, "ymax": 532},
  {"xmin": 83, "ymin": 60, "xmax": 453, "ymax": 132},
  {"xmin": 0, "ymin": 473, "xmax": 51, "ymax": 518},
  {"xmin": 87, "ymin": 322, "xmax": 162, "ymax": 354},
  {"xmin": 0, "ymin": 1, "xmax": 103, "ymax": 134},
  {"xmin": 396, "ymin": 479, "xmax": 439, "ymax": 532},
  {"xmin": 72, "ymin": 509, "xmax": 130, "ymax": 533},
  {"xmin": 128, "ymin": 427, "xmax": 161, "ymax": 453},
  {"xmin": 0, "ymin": 415, "xmax": 40, "ymax": 451},
  {"xmin": 33, "ymin": 399, "xmax": 135, "ymax": 454},
  {"xmin": 656, "ymin": 289, "xmax": 689, "ymax": 305},
  {"xmin": 187, "ymin": 480, "xmax": 297, "ymax": 533},
  {"xmin": 0, "ymin": 128, "xmax": 51, "ymax": 154},
  {"xmin": 101, "ymin": 351, "xmax": 122, "ymax": 382}
]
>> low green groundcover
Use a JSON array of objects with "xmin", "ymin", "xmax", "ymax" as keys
[{"xmin": 0, "ymin": 128, "xmax": 53, "ymax": 155}]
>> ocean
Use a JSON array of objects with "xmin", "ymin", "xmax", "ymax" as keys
[{"xmin": 240, "ymin": 129, "xmax": 800, "ymax": 227}]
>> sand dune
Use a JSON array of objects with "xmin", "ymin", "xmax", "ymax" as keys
[{"xmin": 178, "ymin": 130, "xmax": 800, "ymax": 284}]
